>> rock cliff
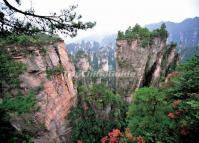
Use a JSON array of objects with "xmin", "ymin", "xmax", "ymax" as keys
[
  {"xmin": 76, "ymin": 53, "xmax": 90, "ymax": 75},
  {"xmin": 98, "ymin": 47, "xmax": 109, "ymax": 72},
  {"xmin": 8, "ymin": 40, "xmax": 76, "ymax": 142},
  {"xmin": 116, "ymin": 38, "xmax": 178, "ymax": 102}
]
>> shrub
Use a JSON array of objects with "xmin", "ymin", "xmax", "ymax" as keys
[
  {"xmin": 126, "ymin": 56, "xmax": 199, "ymax": 143},
  {"xmin": 166, "ymin": 55, "xmax": 199, "ymax": 143},
  {"xmin": 127, "ymin": 87, "xmax": 177, "ymax": 143},
  {"xmin": 0, "ymin": 33, "xmax": 60, "ymax": 47},
  {"xmin": 0, "ymin": 108, "xmax": 33, "ymax": 143},
  {"xmin": 46, "ymin": 65, "xmax": 65, "ymax": 79},
  {"xmin": 0, "ymin": 48, "xmax": 26, "ymax": 95},
  {"xmin": 0, "ymin": 90, "xmax": 36, "ymax": 114},
  {"xmin": 69, "ymin": 84, "xmax": 128, "ymax": 143}
]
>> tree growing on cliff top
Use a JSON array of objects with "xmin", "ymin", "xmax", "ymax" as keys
[
  {"xmin": 0, "ymin": 0, "xmax": 95, "ymax": 37},
  {"xmin": 117, "ymin": 23, "xmax": 168, "ymax": 43}
]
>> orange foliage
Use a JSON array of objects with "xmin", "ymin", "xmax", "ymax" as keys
[
  {"xmin": 101, "ymin": 128, "xmax": 145, "ymax": 143},
  {"xmin": 109, "ymin": 129, "xmax": 121, "ymax": 138},
  {"xmin": 136, "ymin": 136, "xmax": 145, "ymax": 143},
  {"xmin": 125, "ymin": 128, "xmax": 134, "ymax": 141},
  {"xmin": 101, "ymin": 136, "xmax": 109, "ymax": 143},
  {"xmin": 173, "ymin": 99, "xmax": 181, "ymax": 109},
  {"xmin": 168, "ymin": 112, "xmax": 176, "ymax": 119},
  {"xmin": 101, "ymin": 129, "xmax": 121, "ymax": 143},
  {"xmin": 125, "ymin": 129, "xmax": 145, "ymax": 143}
]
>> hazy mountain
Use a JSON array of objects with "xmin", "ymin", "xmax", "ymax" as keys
[
  {"xmin": 67, "ymin": 17, "xmax": 199, "ymax": 62},
  {"xmin": 146, "ymin": 17, "xmax": 199, "ymax": 61}
]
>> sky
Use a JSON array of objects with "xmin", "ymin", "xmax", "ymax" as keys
[{"xmin": 14, "ymin": 0, "xmax": 199, "ymax": 42}]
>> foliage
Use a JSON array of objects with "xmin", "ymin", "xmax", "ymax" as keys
[
  {"xmin": 151, "ymin": 23, "xmax": 168, "ymax": 41},
  {"xmin": 0, "ymin": 33, "xmax": 60, "ymax": 47},
  {"xmin": 69, "ymin": 84, "xmax": 128, "ymax": 143},
  {"xmin": 0, "ymin": 90, "xmax": 36, "ymax": 114},
  {"xmin": 117, "ymin": 59, "xmax": 129, "ymax": 68},
  {"xmin": 101, "ymin": 129, "xmax": 121, "ymax": 143},
  {"xmin": 0, "ymin": 109, "xmax": 33, "ymax": 143},
  {"xmin": 126, "ymin": 56, "xmax": 199, "ymax": 143},
  {"xmin": 127, "ymin": 87, "xmax": 177, "ymax": 143},
  {"xmin": 117, "ymin": 23, "xmax": 168, "ymax": 47},
  {"xmin": 101, "ymin": 128, "xmax": 145, "ymax": 143},
  {"xmin": 0, "ymin": 0, "xmax": 95, "ymax": 37},
  {"xmin": 46, "ymin": 65, "xmax": 65, "ymax": 80},
  {"xmin": 166, "ymin": 55, "xmax": 199, "ymax": 142},
  {"xmin": 75, "ymin": 49, "xmax": 86, "ymax": 59},
  {"xmin": 0, "ymin": 40, "xmax": 35, "ymax": 142},
  {"xmin": 0, "ymin": 48, "xmax": 26, "ymax": 95}
]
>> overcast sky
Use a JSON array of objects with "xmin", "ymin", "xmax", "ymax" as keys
[{"xmin": 17, "ymin": 0, "xmax": 199, "ymax": 42}]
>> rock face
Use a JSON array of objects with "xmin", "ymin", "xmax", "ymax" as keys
[
  {"xmin": 98, "ymin": 47, "xmax": 109, "ymax": 72},
  {"xmin": 76, "ymin": 55, "xmax": 90, "ymax": 74},
  {"xmin": 10, "ymin": 40, "xmax": 76, "ymax": 142},
  {"xmin": 116, "ymin": 38, "xmax": 178, "ymax": 102}
]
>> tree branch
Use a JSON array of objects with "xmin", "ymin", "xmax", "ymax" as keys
[{"xmin": 3, "ymin": 0, "xmax": 55, "ymax": 20}]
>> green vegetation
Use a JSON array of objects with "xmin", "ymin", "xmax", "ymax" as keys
[
  {"xmin": 69, "ymin": 84, "xmax": 128, "ymax": 143},
  {"xmin": 0, "ymin": 48, "xmax": 26, "ymax": 95},
  {"xmin": 0, "ymin": 109, "xmax": 33, "ymax": 143},
  {"xmin": 117, "ymin": 59, "xmax": 130, "ymax": 68},
  {"xmin": 167, "ymin": 55, "xmax": 199, "ymax": 143},
  {"xmin": 117, "ymin": 23, "xmax": 168, "ymax": 47},
  {"xmin": 1, "ymin": 0, "xmax": 95, "ymax": 37},
  {"xmin": 0, "ymin": 33, "xmax": 61, "ymax": 47},
  {"xmin": 0, "ymin": 37, "xmax": 35, "ymax": 142},
  {"xmin": 46, "ymin": 65, "xmax": 65, "ymax": 80},
  {"xmin": 127, "ymin": 88, "xmax": 176, "ymax": 143},
  {"xmin": 126, "ymin": 56, "xmax": 199, "ymax": 143},
  {"xmin": 75, "ymin": 49, "xmax": 86, "ymax": 59},
  {"xmin": 0, "ymin": 90, "xmax": 36, "ymax": 114},
  {"xmin": 0, "ymin": 0, "xmax": 95, "ymax": 141}
]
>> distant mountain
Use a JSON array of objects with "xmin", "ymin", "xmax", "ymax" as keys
[
  {"xmin": 146, "ymin": 17, "xmax": 199, "ymax": 61},
  {"xmin": 66, "ymin": 35, "xmax": 116, "ymax": 72},
  {"xmin": 67, "ymin": 17, "xmax": 199, "ymax": 62}
]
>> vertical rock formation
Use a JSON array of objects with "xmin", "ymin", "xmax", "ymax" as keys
[
  {"xmin": 9, "ymin": 40, "xmax": 76, "ymax": 142},
  {"xmin": 116, "ymin": 38, "xmax": 178, "ymax": 102},
  {"xmin": 76, "ymin": 54, "xmax": 90, "ymax": 75},
  {"xmin": 98, "ymin": 47, "xmax": 109, "ymax": 72}
]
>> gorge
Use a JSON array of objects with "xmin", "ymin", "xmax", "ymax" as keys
[{"xmin": 0, "ymin": 22, "xmax": 198, "ymax": 143}]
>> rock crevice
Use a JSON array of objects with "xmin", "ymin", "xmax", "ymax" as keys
[{"xmin": 116, "ymin": 38, "xmax": 178, "ymax": 102}]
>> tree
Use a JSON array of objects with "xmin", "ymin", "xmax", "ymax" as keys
[
  {"xmin": 0, "ymin": 48, "xmax": 26, "ymax": 96},
  {"xmin": 117, "ymin": 31, "xmax": 124, "ymax": 40},
  {"xmin": 160, "ymin": 23, "xmax": 168, "ymax": 40},
  {"xmin": 167, "ymin": 55, "xmax": 199, "ymax": 143},
  {"xmin": 69, "ymin": 84, "xmax": 127, "ymax": 143},
  {"xmin": 127, "ymin": 87, "xmax": 177, "ymax": 143},
  {"xmin": 0, "ymin": 0, "xmax": 95, "ymax": 36},
  {"xmin": 127, "ymin": 56, "xmax": 199, "ymax": 143}
]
